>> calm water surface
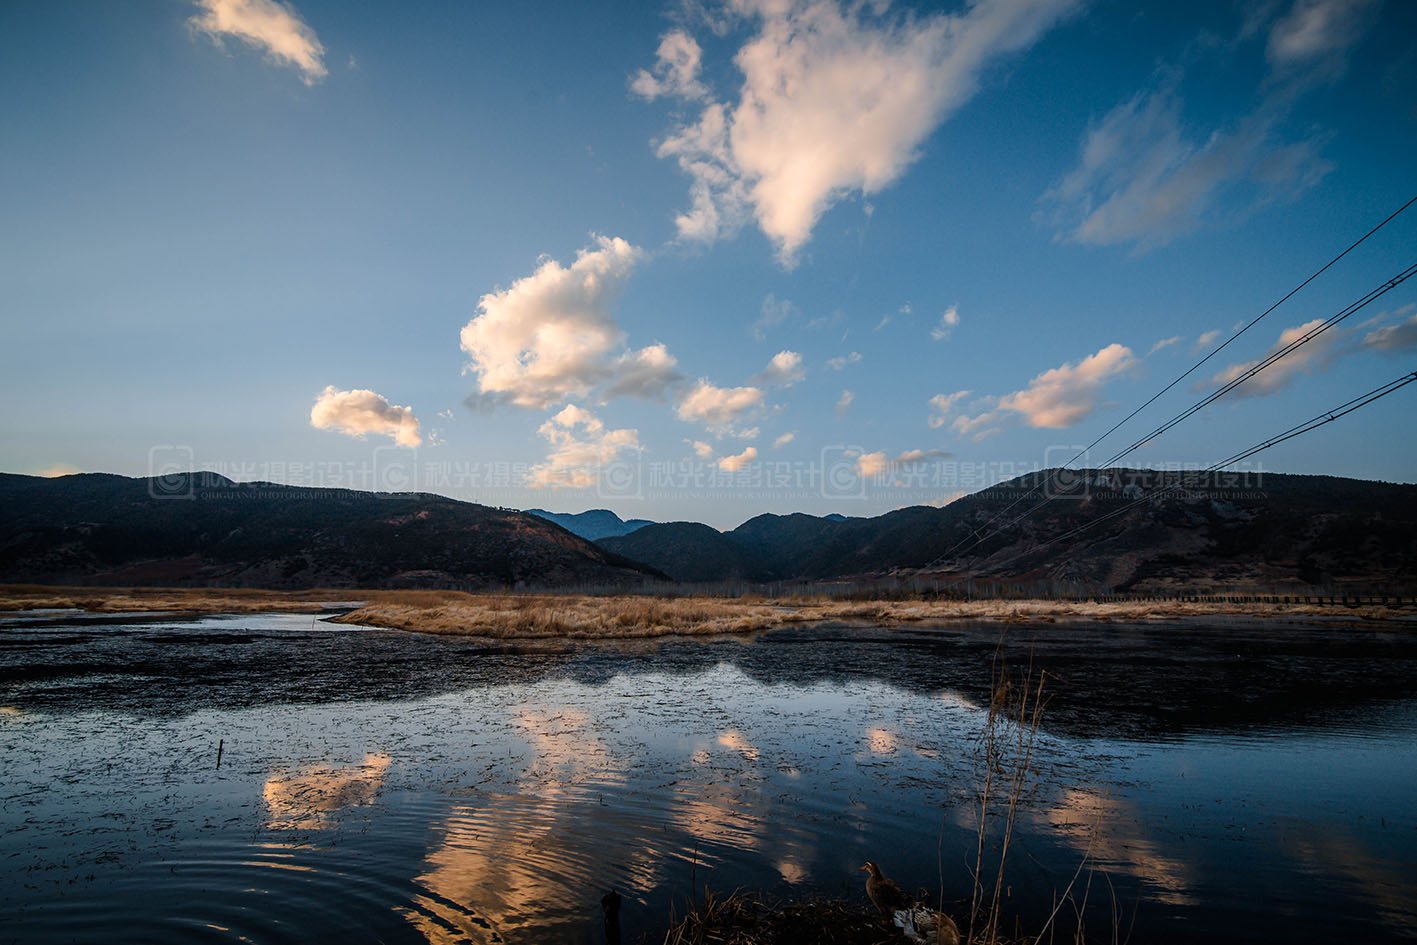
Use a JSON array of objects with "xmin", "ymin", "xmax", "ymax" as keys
[{"xmin": 2, "ymin": 612, "xmax": 1415, "ymax": 944}]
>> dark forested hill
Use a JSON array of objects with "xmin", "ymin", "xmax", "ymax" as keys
[
  {"xmin": 598, "ymin": 469, "xmax": 1417, "ymax": 592},
  {"xmin": 0, "ymin": 472, "xmax": 658, "ymax": 589}
]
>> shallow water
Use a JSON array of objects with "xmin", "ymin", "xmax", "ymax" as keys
[{"xmin": 2, "ymin": 612, "xmax": 1415, "ymax": 944}]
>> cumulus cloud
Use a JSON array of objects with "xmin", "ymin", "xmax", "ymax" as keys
[
  {"xmin": 750, "ymin": 350, "xmax": 805, "ymax": 386},
  {"xmin": 690, "ymin": 439, "xmax": 717, "ymax": 459},
  {"xmin": 1363, "ymin": 305, "xmax": 1417, "ymax": 351},
  {"xmin": 930, "ymin": 306, "xmax": 960, "ymax": 341},
  {"xmin": 310, "ymin": 386, "xmax": 422, "ymax": 447},
  {"xmin": 718, "ymin": 446, "xmax": 759, "ymax": 471},
  {"xmin": 528, "ymin": 404, "xmax": 639, "ymax": 489},
  {"xmin": 189, "ymin": 0, "xmax": 327, "ymax": 84},
  {"xmin": 603, "ymin": 343, "xmax": 685, "ymax": 400},
  {"xmin": 997, "ymin": 343, "xmax": 1138, "ymax": 427},
  {"xmin": 460, "ymin": 236, "xmax": 645, "ymax": 409},
  {"xmin": 926, "ymin": 389, "xmax": 971, "ymax": 429},
  {"xmin": 676, "ymin": 379, "xmax": 765, "ymax": 428},
  {"xmin": 1208, "ymin": 318, "xmax": 1341, "ymax": 396},
  {"xmin": 856, "ymin": 451, "xmax": 888, "ymax": 478},
  {"xmin": 631, "ymin": 30, "xmax": 708, "ymax": 101},
  {"xmin": 835, "ymin": 389, "xmax": 854, "ymax": 417},
  {"xmin": 644, "ymin": 0, "xmax": 1078, "ymax": 262},
  {"xmin": 773, "ymin": 431, "xmax": 796, "ymax": 448},
  {"xmin": 825, "ymin": 351, "xmax": 862, "ymax": 371}
]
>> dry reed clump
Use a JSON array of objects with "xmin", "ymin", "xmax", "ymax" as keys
[
  {"xmin": 326, "ymin": 595, "xmax": 789, "ymax": 639},
  {"xmin": 3, "ymin": 585, "xmax": 1404, "ymax": 638},
  {"xmin": 659, "ymin": 890, "xmax": 889, "ymax": 945}
]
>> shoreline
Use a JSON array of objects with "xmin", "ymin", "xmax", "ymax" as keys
[{"xmin": 1, "ymin": 585, "xmax": 1411, "ymax": 638}]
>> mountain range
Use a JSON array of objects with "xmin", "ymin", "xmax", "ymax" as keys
[
  {"xmin": 2, "ymin": 468, "xmax": 1414, "ymax": 592},
  {"xmin": 0, "ymin": 472, "xmax": 656, "ymax": 589}
]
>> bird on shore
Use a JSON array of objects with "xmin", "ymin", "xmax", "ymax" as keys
[
  {"xmin": 860, "ymin": 862, "xmax": 961, "ymax": 944},
  {"xmin": 860, "ymin": 860, "xmax": 911, "ymax": 917}
]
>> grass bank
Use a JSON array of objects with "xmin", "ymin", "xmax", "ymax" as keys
[{"xmin": 2, "ymin": 585, "xmax": 1407, "ymax": 638}]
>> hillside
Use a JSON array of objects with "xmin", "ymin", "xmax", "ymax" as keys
[
  {"xmin": 0, "ymin": 472, "xmax": 658, "ymax": 589},
  {"xmin": 597, "ymin": 469, "xmax": 1417, "ymax": 592},
  {"xmin": 523, "ymin": 507, "xmax": 654, "ymax": 541}
]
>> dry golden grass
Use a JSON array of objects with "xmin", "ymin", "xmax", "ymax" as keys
[{"xmin": 1, "ymin": 585, "xmax": 1405, "ymax": 638}]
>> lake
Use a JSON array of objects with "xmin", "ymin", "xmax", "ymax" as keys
[{"xmin": 2, "ymin": 611, "xmax": 1415, "ymax": 944}]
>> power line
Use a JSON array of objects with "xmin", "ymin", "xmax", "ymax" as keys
[
  {"xmin": 926, "ymin": 197, "xmax": 1416, "ymax": 567},
  {"xmin": 942, "ymin": 369, "xmax": 1417, "ymax": 584},
  {"xmin": 1099, "ymin": 259, "xmax": 1417, "ymax": 466}
]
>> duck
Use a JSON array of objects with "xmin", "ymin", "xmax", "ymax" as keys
[
  {"xmin": 893, "ymin": 904, "xmax": 961, "ymax": 945},
  {"xmin": 860, "ymin": 860, "xmax": 911, "ymax": 917}
]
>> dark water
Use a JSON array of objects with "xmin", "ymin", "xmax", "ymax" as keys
[{"xmin": 2, "ymin": 612, "xmax": 1415, "ymax": 944}]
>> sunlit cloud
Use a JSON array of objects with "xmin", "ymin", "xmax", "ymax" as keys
[
  {"xmin": 825, "ymin": 351, "xmax": 862, "ymax": 371},
  {"xmin": 750, "ymin": 349, "xmax": 805, "ymax": 387},
  {"xmin": 926, "ymin": 389, "xmax": 971, "ymax": 429},
  {"xmin": 855, "ymin": 451, "xmax": 887, "ymax": 478},
  {"xmin": 188, "ymin": 0, "xmax": 327, "ymax": 84},
  {"xmin": 676, "ymin": 379, "xmax": 765, "ymax": 430},
  {"xmin": 461, "ymin": 237, "xmax": 658, "ymax": 409},
  {"xmin": 310, "ymin": 385, "xmax": 422, "ymax": 447},
  {"xmin": 834, "ymin": 389, "xmax": 854, "ymax": 417},
  {"xmin": 1208, "ymin": 318, "xmax": 1340, "ymax": 396},
  {"xmin": 930, "ymin": 305, "xmax": 960, "ymax": 341},
  {"xmin": 1148, "ymin": 335, "xmax": 1182, "ymax": 355},
  {"xmin": 644, "ymin": 0, "xmax": 1079, "ymax": 262},
  {"xmin": 527, "ymin": 404, "xmax": 639, "ymax": 489},
  {"xmin": 630, "ymin": 29, "xmax": 708, "ymax": 101},
  {"xmin": 1363, "ymin": 304, "xmax": 1417, "ymax": 351},
  {"xmin": 772, "ymin": 431, "xmax": 796, "ymax": 448},
  {"xmin": 719, "ymin": 445, "xmax": 758, "ymax": 471}
]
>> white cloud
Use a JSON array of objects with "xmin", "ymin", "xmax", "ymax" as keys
[
  {"xmin": 1364, "ymin": 305, "xmax": 1417, "ymax": 351},
  {"xmin": 460, "ymin": 236, "xmax": 644, "ymax": 409},
  {"xmin": 926, "ymin": 389, "xmax": 971, "ymax": 429},
  {"xmin": 825, "ymin": 351, "xmax": 862, "ymax": 371},
  {"xmin": 856, "ymin": 451, "xmax": 888, "ymax": 478},
  {"xmin": 645, "ymin": 0, "xmax": 1078, "ymax": 262},
  {"xmin": 631, "ymin": 30, "xmax": 709, "ymax": 101},
  {"xmin": 997, "ymin": 343, "xmax": 1138, "ymax": 427},
  {"xmin": 718, "ymin": 446, "xmax": 759, "ymax": 471},
  {"xmin": 1194, "ymin": 328, "xmax": 1223, "ymax": 352},
  {"xmin": 676, "ymin": 379, "xmax": 765, "ymax": 428},
  {"xmin": 930, "ymin": 305, "xmax": 960, "ymax": 341},
  {"xmin": 690, "ymin": 439, "xmax": 717, "ymax": 459},
  {"xmin": 1042, "ymin": 79, "xmax": 1331, "ymax": 249},
  {"xmin": 1267, "ymin": 0, "xmax": 1378, "ymax": 78},
  {"xmin": 603, "ymin": 343, "xmax": 685, "ymax": 400},
  {"xmin": 772, "ymin": 431, "xmax": 796, "ymax": 448},
  {"xmin": 1041, "ymin": 0, "xmax": 1376, "ymax": 252},
  {"xmin": 834, "ymin": 389, "xmax": 854, "ymax": 417},
  {"xmin": 1148, "ymin": 335, "xmax": 1182, "ymax": 356},
  {"xmin": 1209, "ymin": 318, "xmax": 1340, "ymax": 396},
  {"xmin": 528, "ymin": 404, "xmax": 639, "ymax": 489},
  {"xmin": 189, "ymin": 0, "xmax": 327, "ymax": 84},
  {"xmin": 310, "ymin": 385, "xmax": 422, "ymax": 447},
  {"xmin": 750, "ymin": 349, "xmax": 805, "ymax": 386},
  {"xmin": 436, "ymin": 408, "xmax": 455, "ymax": 421}
]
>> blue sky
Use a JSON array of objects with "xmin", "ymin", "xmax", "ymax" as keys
[{"xmin": 1, "ymin": 0, "xmax": 1414, "ymax": 527}]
